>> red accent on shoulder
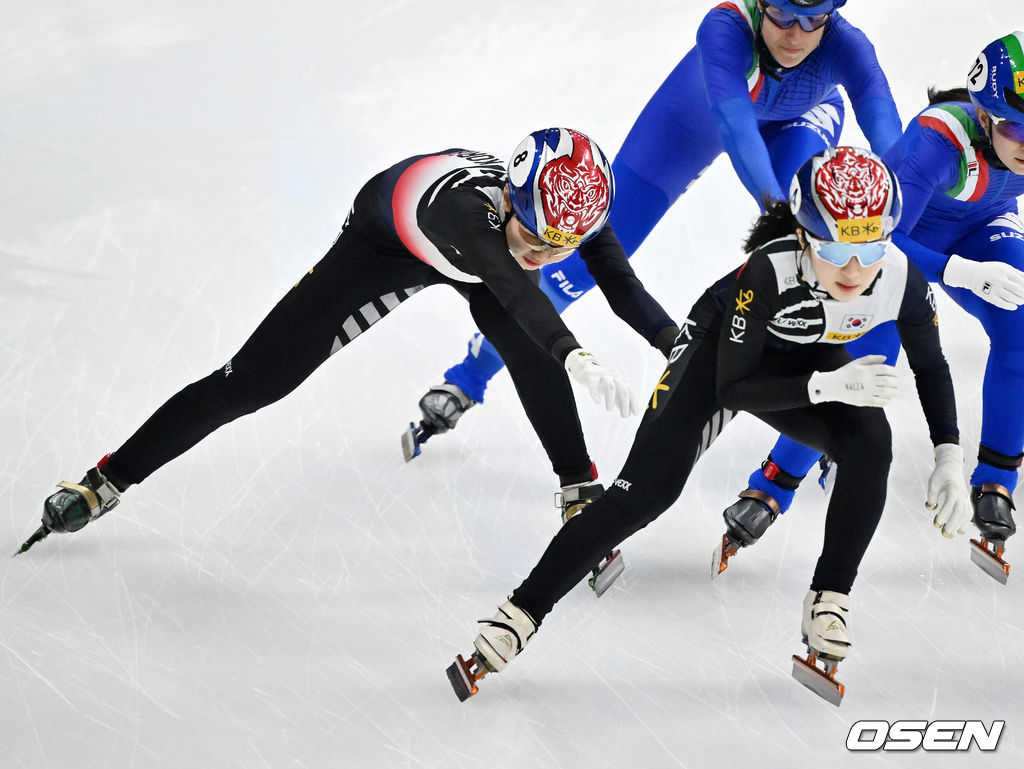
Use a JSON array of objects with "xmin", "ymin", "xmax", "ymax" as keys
[
  {"xmin": 96, "ymin": 453, "xmax": 112, "ymax": 469},
  {"xmin": 750, "ymin": 73, "xmax": 764, "ymax": 103},
  {"xmin": 968, "ymin": 154, "xmax": 990, "ymax": 202},
  {"xmin": 590, "ymin": 461, "xmax": 599, "ymax": 481},
  {"xmin": 917, "ymin": 115, "xmax": 962, "ymax": 150}
]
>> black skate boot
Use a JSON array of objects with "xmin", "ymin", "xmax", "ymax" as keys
[
  {"xmin": 556, "ymin": 481, "xmax": 624, "ymax": 596},
  {"xmin": 16, "ymin": 457, "xmax": 124, "ymax": 555},
  {"xmin": 401, "ymin": 382, "xmax": 476, "ymax": 461},
  {"xmin": 969, "ymin": 483, "xmax": 1016, "ymax": 584},
  {"xmin": 712, "ymin": 489, "xmax": 779, "ymax": 578}
]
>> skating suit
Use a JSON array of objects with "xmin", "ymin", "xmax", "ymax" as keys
[
  {"xmin": 443, "ymin": 1, "xmax": 902, "ymax": 403},
  {"xmin": 104, "ymin": 149, "xmax": 675, "ymax": 488},
  {"xmin": 510, "ymin": 236, "xmax": 957, "ymax": 623},
  {"xmin": 763, "ymin": 102, "xmax": 1024, "ymax": 497},
  {"xmin": 889, "ymin": 102, "xmax": 1024, "ymax": 490}
]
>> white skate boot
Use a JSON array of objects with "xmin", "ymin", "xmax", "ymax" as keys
[
  {"xmin": 802, "ymin": 589, "xmax": 852, "ymax": 659},
  {"xmin": 792, "ymin": 590, "xmax": 851, "ymax": 706},
  {"xmin": 446, "ymin": 601, "xmax": 537, "ymax": 702}
]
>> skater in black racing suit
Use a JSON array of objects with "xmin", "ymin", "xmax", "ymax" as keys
[
  {"xmin": 455, "ymin": 147, "xmax": 971, "ymax": 699},
  {"xmin": 23, "ymin": 129, "xmax": 678, "ymax": 550}
]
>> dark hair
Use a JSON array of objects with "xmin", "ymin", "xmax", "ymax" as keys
[
  {"xmin": 744, "ymin": 199, "xmax": 799, "ymax": 254},
  {"xmin": 925, "ymin": 85, "xmax": 1004, "ymax": 164},
  {"xmin": 927, "ymin": 86, "xmax": 971, "ymax": 105}
]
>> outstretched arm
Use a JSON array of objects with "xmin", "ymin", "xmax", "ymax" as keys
[
  {"xmin": 697, "ymin": 10, "xmax": 786, "ymax": 205},
  {"xmin": 579, "ymin": 224, "xmax": 679, "ymax": 356}
]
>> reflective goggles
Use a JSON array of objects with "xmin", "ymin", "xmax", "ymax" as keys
[
  {"xmin": 515, "ymin": 218, "xmax": 575, "ymax": 256},
  {"xmin": 806, "ymin": 233, "xmax": 890, "ymax": 267},
  {"xmin": 990, "ymin": 114, "xmax": 1024, "ymax": 143},
  {"xmin": 762, "ymin": 4, "xmax": 831, "ymax": 33}
]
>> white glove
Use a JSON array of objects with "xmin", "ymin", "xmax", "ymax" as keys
[
  {"xmin": 943, "ymin": 254, "xmax": 1024, "ymax": 310},
  {"xmin": 807, "ymin": 355, "xmax": 900, "ymax": 407},
  {"xmin": 925, "ymin": 443, "xmax": 971, "ymax": 538},
  {"xmin": 564, "ymin": 348, "xmax": 641, "ymax": 418}
]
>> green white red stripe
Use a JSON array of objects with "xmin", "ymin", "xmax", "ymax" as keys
[
  {"xmin": 714, "ymin": 0, "xmax": 764, "ymax": 101},
  {"xmin": 917, "ymin": 105, "xmax": 989, "ymax": 202}
]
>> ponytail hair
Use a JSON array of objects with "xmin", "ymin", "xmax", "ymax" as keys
[
  {"xmin": 927, "ymin": 86, "xmax": 971, "ymax": 105},
  {"xmin": 744, "ymin": 199, "xmax": 799, "ymax": 254}
]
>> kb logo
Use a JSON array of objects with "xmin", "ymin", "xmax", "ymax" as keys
[{"xmin": 846, "ymin": 720, "xmax": 1004, "ymax": 752}]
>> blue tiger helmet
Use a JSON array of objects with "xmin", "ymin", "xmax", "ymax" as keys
[
  {"xmin": 506, "ymin": 128, "xmax": 614, "ymax": 249},
  {"xmin": 790, "ymin": 146, "xmax": 902, "ymax": 243},
  {"xmin": 765, "ymin": 0, "xmax": 847, "ymax": 15},
  {"xmin": 967, "ymin": 31, "xmax": 1024, "ymax": 123}
]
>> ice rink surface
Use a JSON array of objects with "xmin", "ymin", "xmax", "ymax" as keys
[{"xmin": 3, "ymin": 2, "xmax": 1023, "ymax": 767}]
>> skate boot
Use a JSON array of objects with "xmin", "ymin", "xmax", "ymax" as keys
[
  {"xmin": 557, "ymin": 481, "xmax": 624, "ymax": 596},
  {"xmin": 969, "ymin": 483, "xmax": 1016, "ymax": 584},
  {"xmin": 15, "ymin": 457, "xmax": 124, "ymax": 555},
  {"xmin": 446, "ymin": 601, "xmax": 536, "ymax": 702},
  {"xmin": 401, "ymin": 382, "xmax": 476, "ymax": 461},
  {"xmin": 711, "ymin": 489, "xmax": 779, "ymax": 578},
  {"xmin": 792, "ymin": 589, "xmax": 851, "ymax": 706}
]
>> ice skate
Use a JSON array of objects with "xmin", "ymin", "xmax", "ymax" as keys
[
  {"xmin": 447, "ymin": 601, "xmax": 536, "ymax": 702},
  {"xmin": 817, "ymin": 455, "xmax": 836, "ymax": 495},
  {"xmin": 15, "ymin": 458, "xmax": 122, "ymax": 556},
  {"xmin": 557, "ymin": 481, "xmax": 624, "ymax": 596},
  {"xmin": 711, "ymin": 489, "xmax": 779, "ymax": 579},
  {"xmin": 969, "ymin": 483, "xmax": 1016, "ymax": 584},
  {"xmin": 791, "ymin": 589, "xmax": 850, "ymax": 706},
  {"xmin": 401, "ymin": 382, "xmax": 476, "ymax": 461}
]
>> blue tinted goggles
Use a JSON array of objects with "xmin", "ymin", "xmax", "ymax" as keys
[
  {"xmin": 762, "ymin": 4, "xmax": 831, "ymax": 32},
  {"xmin": 991, "ymin": 114, "xmax": 1024, "ymax": 143},
  {"xmin": 806, "ymin": 234, "xmax": 890, "ymax": 268}
]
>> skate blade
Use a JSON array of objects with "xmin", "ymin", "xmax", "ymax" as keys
[
  {"xmin": 590, "ymin": 550, "xmax": 624, "ymax": 597},
  {"xmin": 13, "ymin": 525, "xmax": 49, "ymax": 557},
  {"xmin": 401, "ymin": 423, "xmax": 424, "ymax": 463},
  {"xmin": 817, "ymin": 456, "xmax": 836, "ymax": 496},
  {"xmin": 970, "ymin": 539, "xmax": 1010, "ymax": 584},
  {"xmin": 791, "ymin": 652, "xmax": 845, "ymax": 706},
  {"xmin": 446, "ymin": 653, "xmax": 487, "ymax": 702},
  {"xmin": 710, "ymin": 534, "xmax": 740, "ymax": 580}
]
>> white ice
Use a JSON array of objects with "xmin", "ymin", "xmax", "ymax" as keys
[{"xmin": 2, "ymin": 2, "xmax": 1023, "ymax": 768}]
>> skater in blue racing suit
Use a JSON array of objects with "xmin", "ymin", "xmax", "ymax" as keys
[
  {"xmin": 717, "ymin": 32, "xmax": 1024, "ymax": 567},
  {"xmin": 412, "ymin": 0, "xmax": 903, "ymax": 446}
]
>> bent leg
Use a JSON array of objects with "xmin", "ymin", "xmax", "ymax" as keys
[
  {"xmin": 466, "ymin": 284, "xmax": 593, "ymax": 483},
  {"xmin": 946, "ymin": 219, "xmax": 1024, "ymax": 491},
  {"xmin": 748, "ymin": 319, "xmax": 901, "ymax": 511},
  {"xmin": 107, "ymin": 228, "xmax": 438, "ymax": 486},
  {"xmin": 511, "ymin": 327, "xmax": 729, "ymax": 623},
  {"xmin": 756, "ymin": 403, "xmax": 893, "ymax": 593}
]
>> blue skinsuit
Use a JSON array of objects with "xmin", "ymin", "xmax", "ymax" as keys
[
  {"xmin": 441, "ymin": 1, "xmax": 901, "ymax": 436},
  {"xmin": 756, "ymin": 101, "xmax": 1024, "ymax": 506}
]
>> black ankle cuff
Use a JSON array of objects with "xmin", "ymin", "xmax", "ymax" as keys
[{"xmin": 978, "ymin": 444, "xmax": 1024, "ymax": 472}]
